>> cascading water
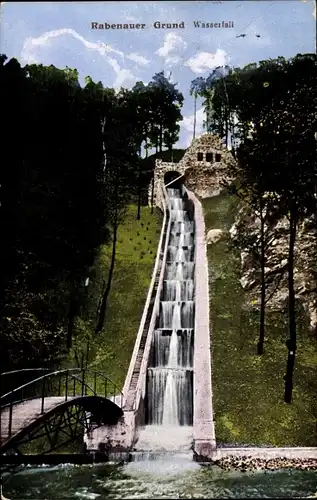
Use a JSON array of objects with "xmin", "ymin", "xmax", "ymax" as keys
[{"xmin": 135, "ymin": 187, "xmax": 195, "ymax": 454}]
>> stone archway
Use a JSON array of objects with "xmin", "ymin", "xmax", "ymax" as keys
[{"xmin": 148, "ymin": 160, "xmax": 186, "ymax": 209}]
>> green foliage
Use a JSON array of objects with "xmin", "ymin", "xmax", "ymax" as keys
[
  {"xmin": 210, "ymin": 53, "xmax": 317, "ymax": 400},
  {"xmin": 0, "ymin": 55, "xmax": 182, "ymax": 374},
  {"xmin": 192, "ymin": 54, "xmax": 317, "ymax": 148}
]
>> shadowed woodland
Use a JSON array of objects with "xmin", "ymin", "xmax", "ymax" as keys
[{"xmin": 0, "ymin": 56, "xmax": 184, "ymax": 375}]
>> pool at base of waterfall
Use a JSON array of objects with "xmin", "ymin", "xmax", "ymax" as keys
[{"xmin": 3, "ymin": 461, "xmax": 317, "ymax": 499}]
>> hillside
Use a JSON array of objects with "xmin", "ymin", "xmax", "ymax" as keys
[
  {"xmin": 203, "ymin": 192, "xmax": 317, "ymax": 447},
  {"xmin": 66, "ymin": 204, "xmax": 163, "ymax": 389}
]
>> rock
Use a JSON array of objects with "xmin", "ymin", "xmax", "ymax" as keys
[
  {"xmin": 229, "ymin": 223, "xmax": 238, "ymax": 239},
  {"xmin": 307, "ymin": 302, "xmax": 317, "ymax": 333},
  {"xmin": 240, "ymin": 276, "xmax": 256, "ymax": 290},
  {"xmin": 207, "ymin": 229, "xmax": 224, "ymax": 245},
  {"xmin": 241, "ymin": 251, "xmax": 253, "ymax": 272}
]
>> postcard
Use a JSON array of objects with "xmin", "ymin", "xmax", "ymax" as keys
[{"xmin": 0, "ymin": 1, "xmax": 316, "ymax": 498}]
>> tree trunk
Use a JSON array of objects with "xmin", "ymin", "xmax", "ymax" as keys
[
  {"xmin": 206, "ymin": 105, "xmax": 210, "ymax": 132},
  {"xmin": 137, "ymin": 180, "xmax": 141, "ymax": 219},
  {"xmin": 137, "ymin": 177, "xmax": 141, "ymax": 220},
  {"xmin": 137, "ymin": 151, "xmax": 141, "ymax": 220},
  {"xmin": 229, "ymin": 113, "xmax": 235, "ymax": 150},
  {"xmin": 95, "ymin": 220, "xmax": 118, "ymax": 335},
  {"xmin": 225, "ymin": 108, "xmax": 229, "ymax": 147},
  {"xmin": 159, "ymin": 124, "xmax": 163, "ymax": 153},
  {"xmin": 193, "ymin": 94, "xmax": 197, "ymax": 141},
  {"xmin": 284, "ymin": 208, "xmax": 297, "ymax": 403},
  {"xmin": 151, "ymin": 174, "xmax": 154, "ymax": 214},
  {"xmin": 67, "ymin": 286, "xmax": 77, "ymax": 349},
  {"xmin": 257, "ymin": 206, "xmax": 266, "ymax": 355}
]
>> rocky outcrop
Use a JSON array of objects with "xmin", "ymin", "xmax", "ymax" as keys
[{"xmin": 230, "ymin": 206, "xmax": 317, "ymax": 334}]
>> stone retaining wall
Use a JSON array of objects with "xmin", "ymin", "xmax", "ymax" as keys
[
  {"xmin": 213, "ymin": 447, "xmax": 317, "ymax": 460},
  {"xmin": 182, "ymin": 185, "xmax": 216, "ymax": 460}
]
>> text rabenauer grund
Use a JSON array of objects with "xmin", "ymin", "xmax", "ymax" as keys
[{"xmin": 90, "ymin": 21, "xmax": 234, "ymax": 30}]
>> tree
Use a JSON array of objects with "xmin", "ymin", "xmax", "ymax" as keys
[
  {"xmin": 0, "ymin": 57, "xmax": 111, "ymax": 367},
  {"xmin": 225, "ymin": 53, "xmax": 317, "ymax": 401},
  {"xmin": 190, "ymin": 77, "xmax": 205, "ymax": 140},
  {"xmin": 191, "ymin": 65, "xmax": 233, "ymax": 143},
  {"xmin": 148, "ymin": 71, "xmax": 183, "ymax": 154},
  {"xmin": 228, "ymin": 142, "xmax": 281, "ymax": 355},
  {"xmin": 0, "ymin": 56, "xmax": 186, "ymax": 369},
  {"xmin": 95, "ymin": 97, "xmax": 139, "ymax": 334}
]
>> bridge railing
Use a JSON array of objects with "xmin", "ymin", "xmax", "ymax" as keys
[
  {"xmin": 0, "ymin": 368, "xmax": 124, "ymax": 439},
  {"xmin": 0, "ymin": 368, "xmax": 52, "ymax": 398}
]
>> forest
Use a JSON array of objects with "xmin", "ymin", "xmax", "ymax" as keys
[
  {"xmin": 192, "ymin": 53, "xmax": 317, "ymax": 404},
  {"xmin": 0, "ymin": 55, "xmax": 184, "ymax": 374}
]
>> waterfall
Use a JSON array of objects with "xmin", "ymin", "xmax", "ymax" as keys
[
  {"xmin": 138, "ymin": 186, "xmax": 195, "ymax": 452},
  {"xmin": 163, "ymin": 280, "xmax": 194, "ymax": 301}
]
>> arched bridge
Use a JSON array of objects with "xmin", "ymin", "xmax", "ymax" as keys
[{"xmin": 0, "ymin": 368, "xmax": 124, "ymax": 456}]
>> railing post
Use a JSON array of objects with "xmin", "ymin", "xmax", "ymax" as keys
[
  {"xmin": 58, "ymin": 375, "xmax": 61, "ymax": 396},
  {"xmin": 8, "ymin": 390, "xmax": 13, "ymax": 436},
  {"xmin": 93, "ymin": 372, "xmax": 97, "ymax": 395},
  {"xmin": 41, "ymin": 377, "xmax": 45, "ymax": 414},
  {"xmin": 73, "ymin": 376, "xmax": 76, "ymax": 397},
  {"xmin": 104, "ymin": 378, "xmax": 107, "ymax": 399},
  {"xmin": 65, "ymin": 370, "xmax": 68, "ymax": 402}
]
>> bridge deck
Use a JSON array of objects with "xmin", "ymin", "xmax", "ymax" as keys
[{"xmin": 0, "ymin": 397, "xmax": 76, "ymax": 444}]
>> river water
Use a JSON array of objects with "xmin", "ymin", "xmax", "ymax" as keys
[{"xmin": 4, "ymin": 458, "xmax": 317, "ymax": 499}]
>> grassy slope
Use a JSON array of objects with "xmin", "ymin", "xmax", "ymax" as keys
[
  {"xmin": 69, "ymin": 204, "xmax": 163, "ymax": 391},
  {"xmin": 203, "ymin": 192, "xmax": 317, "ymax": 447}
]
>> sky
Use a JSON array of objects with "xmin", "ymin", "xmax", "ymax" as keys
[{"xmin": 1, "ymin": 0, "xmax": 316, "ymax": 149}]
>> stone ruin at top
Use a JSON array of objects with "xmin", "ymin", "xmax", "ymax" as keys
[{"xmin": 149, "ymin": 133, "xmax": 235, "ymax": 208}]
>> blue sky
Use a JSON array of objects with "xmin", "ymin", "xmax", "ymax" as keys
[{"xmin": 1, "ymin": 0, "xmax": 316, "ymax": 148}]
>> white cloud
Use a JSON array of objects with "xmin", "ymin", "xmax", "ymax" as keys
[
  {"xmin": 20, "ymin": 28, "xmax": 139, "ymax": 88},
  {"xmin": 176, "ymin": 108, "xmax": 206, "ymax": 149},
  {"xmin": 184, "ymin": 49, "xmax": 228, "ymax": 74},
  {"xmin": 104, "ymin": 56, "xmax": 138, "ymax": 88},
  {"xmin": 126, "ymin": 52, "xmax": 150, "ymax": 66},
  {"xmin": 156, "ymin": 32, "xmax": 187, "ymax": 67},
  {"xmin": 176, "ymin": 132, "xmax": 192, "ymax": 150},
  {"xmin": 21, "ymin": 28, "xmax": 124, "ymax": 61},
  {"xmin": 181, "ymin": 107, "xmax": 205, "ymax": 135}
]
